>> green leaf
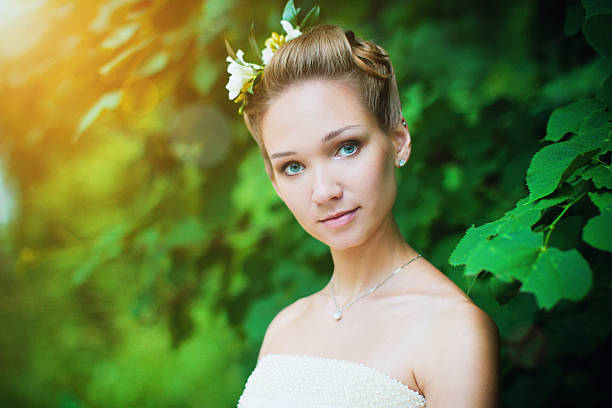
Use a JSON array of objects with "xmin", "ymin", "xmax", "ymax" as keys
[
  {"xmin": 75, "ymin": 90, "xmax": 122, "ymax": 141},
  {"xmin": 464, "ymin": 229, "xmax": 543, "ymax": 281},
  {"xmin": 301, "ymin": 5, "xmax": 320, "ymax": 27},
  {"xmin": 224, "ymin": 33, "xmax": 238, "ymax": 61},
  {"xmin": 583, "ymin": 212, "xmax": 612, "ymax": 251},
  {"xmin": 572, "ymin": 124, "xmax": 612, "ymax": 152},
  {"xmin": 449, "ymin": 220, "xmax": 503, "ymax": 266},
  {"xmin": 578, "ymin": 110, "xmax": 612, "ymax": 133},
  {"xmin": 522, "ymin": 247, "xmax": 592, "ymax": 310},
  {"xmin": 497, "ymin": 198, "xmax": 543, "ymax": 234},
  {"xmin": 526, "ymin": 140, "xmax": 599, "ymax": 201},
  {"xmin": 248, "ymin": 23, "xmax": 262, "ymax": 64},
  {"xmin": 588, "ymin": 190, "xmax": 612, "ymax": 210},
  {"xmin": 583, "ymin": 13, "xmax": 612, "ymax": 58},
  {"xmin": 450, "ymin": 198, "xmax": 542, "ymax": 269},
  {"xmin": 545, "ymin": 99, "xmax": 605, "ymax": 142},
  {"xmin": 531, "ymin": 185, "xmax": 576, "ymax": 210},
  {"xmin": 583, "ymin": 191, "xmax": 612, "ymax": 251},
  {"xmin": 581, "ymin": 0, "xmax": 612, "ymax": 19},
  {"xmin": 282, "ymin": 0, "xmax": 301, "ymax": 25},
  {"xmin": 581, "ymin": 164, "xmax": 612, "ymax": 188}
]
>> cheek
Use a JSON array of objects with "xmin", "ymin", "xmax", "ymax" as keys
[
  {"xmin": 353, "ymin": 144, "xmax": 396, "ymax": 197},
  {"xmin": 278, "ymin": 185, "xmax": 324, "ymax": 237},
  {"xmin": 276, "ymin": 182, "xmax": 309, "ymax": 217}
]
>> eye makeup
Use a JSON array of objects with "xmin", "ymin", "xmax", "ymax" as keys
[{"xmin": 278, "ymin": 138, "xmax": 363, "ymax": 177}]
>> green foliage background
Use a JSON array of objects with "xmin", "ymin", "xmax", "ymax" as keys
[{"xmin": 0, "ymin": 0, "xmax": 610, "ymax": 407}]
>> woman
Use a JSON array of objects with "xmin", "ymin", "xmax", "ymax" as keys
[{"xmin": 230, "ymin": 23, "xmax": 500, "ymax": 408}]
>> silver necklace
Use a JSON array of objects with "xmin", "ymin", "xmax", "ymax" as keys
[{"xmin": 330, "ymin": 253, "xmax": 422, "ymax": 321}]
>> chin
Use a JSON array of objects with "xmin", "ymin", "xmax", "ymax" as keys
[{"xmin": 315, "ymin": 229, "xmax": 369, "ymax": 251}]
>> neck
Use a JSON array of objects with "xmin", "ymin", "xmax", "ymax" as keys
[{"xmin": 326, "ymin": 213, "xmax": 419, "ymax": 304}]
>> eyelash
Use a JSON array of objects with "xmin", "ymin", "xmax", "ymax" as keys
[{"xmin": 280, "ymin": 140, "xmax": 362, "ymax": 177}]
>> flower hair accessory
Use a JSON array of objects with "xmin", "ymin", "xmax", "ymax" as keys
[{"xmin": 225, "ymin": 0, "xmax": 320, "ymax": 114}]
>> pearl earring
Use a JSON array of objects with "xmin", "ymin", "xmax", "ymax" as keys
[{"xmin": 397, "ymin": 159, "xmax": 406, "ymax": 167}]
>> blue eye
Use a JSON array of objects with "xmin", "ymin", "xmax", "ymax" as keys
[
  {"xmin": 284, "ymin": 162, "xmax": 304, "ymax": 176},
  {"xmin": 337, "ymin": 142, "xmax": 360, "ymax": 157}
]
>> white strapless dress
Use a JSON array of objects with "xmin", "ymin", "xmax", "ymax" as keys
[{"xmin": 237, "ymin": 354, "xmax": 427, "ymax": 408}]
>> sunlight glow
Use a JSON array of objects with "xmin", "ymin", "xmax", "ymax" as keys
[
  {"xmin": 0, "ymin": 0, "xmax": 49, "ymax": 59},
  {"xmin": 0, "ymin": 0, "xmax": 46, "ymax": 26}
]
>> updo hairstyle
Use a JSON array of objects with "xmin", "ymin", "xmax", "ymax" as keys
[{"xmin": 242, "ymin": 24, "xmax": 402, "ymax": 177}]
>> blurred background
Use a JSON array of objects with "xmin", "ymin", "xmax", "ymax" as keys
[{"xmin": 0, "ymin": 0, "xmax": 610, "ymax": 407}]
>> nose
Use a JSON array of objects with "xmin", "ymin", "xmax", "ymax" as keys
[{"xmin": 311, "ymin": 165, "xmax": 343, "ymax": 204}]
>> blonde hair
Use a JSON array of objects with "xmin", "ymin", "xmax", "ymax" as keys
[{"xmin": 243, "ymin": 24, "xmax": 402, "ymax": 176}]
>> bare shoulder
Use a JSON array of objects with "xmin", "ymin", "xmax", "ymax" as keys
[
  {"xmin": 256, "ymin": 296, "xmax": 311, "ymax": 360},
  {"xmin": 419, "ymin": 298, "xmax": 500, "ymax": 407},
  {"xmin": 429, "ymin": 299, "xmax": 500, "ymax": 352}
]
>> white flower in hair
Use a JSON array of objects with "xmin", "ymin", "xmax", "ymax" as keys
[
  {"xmin": 261, "ymin": 20, "xmax": 302, "ymax": 65},
  {"xmin": 225, "ymin": 0, "xmax": 317, "ymax": 113},
  {"xmin": 280, "ymin": 19, "xmax": 302, "ymax": 41},
  {"xmin": 225, "ymin": 50, "xmax": 261, "ymax": 100},
  {"xmin": 261, "ymin": 46, "xmax": 274, "ymax": 65}
]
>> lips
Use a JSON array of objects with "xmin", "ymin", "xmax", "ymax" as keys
[
  {"xmin": 320, "ymin": 208, "xmax": 356, "ymax": 222},
  {"xmin": 318, "ymin": 207, "xmax": 359, "ymax": 228}
]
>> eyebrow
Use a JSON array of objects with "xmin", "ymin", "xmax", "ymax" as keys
[{"xmin": 269, "ymin": 125, "xmax": 361, "ymax": 160}]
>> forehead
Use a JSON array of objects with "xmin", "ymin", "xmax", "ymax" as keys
[{"xmin": 261, "ymin": 80, "xmax": 372, "ymax": 151}]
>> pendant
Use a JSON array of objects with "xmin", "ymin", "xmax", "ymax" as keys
[{"xmin": 333, "ymin": 310, "xmax": 342, "ymax": 321}]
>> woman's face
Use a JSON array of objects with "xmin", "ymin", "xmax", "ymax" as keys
[{"xmin": 261, "ymin": 79, "xmax": 410, "ymax": 250}]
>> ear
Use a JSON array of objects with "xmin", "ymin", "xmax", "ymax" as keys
[{"xmin": 392, "ymin": 118, "xmax": 412, "ymax": 165}]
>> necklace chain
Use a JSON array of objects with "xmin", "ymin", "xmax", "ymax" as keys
[{"xmin": 330, "ymin": 253, "xmax": 422, "ymax": 321}]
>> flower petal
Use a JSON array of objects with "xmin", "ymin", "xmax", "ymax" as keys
[
  {"xmin": 281, "ymin": 20, "xmax": 302, "ymax": 41},
  {"xmin": 262, "ymin": 47, "xmax": 274, "ymax": 65},
  {"xmin": 236, "ymin": 49, "xmax": 245, "ymax": 63},
  {"xmin": 280, "ymin": 20, "xmax": 294, "ymax": 34},
  {"xmin": 227, "ymin": 62, "xmax": 254, "ymax": 76}
]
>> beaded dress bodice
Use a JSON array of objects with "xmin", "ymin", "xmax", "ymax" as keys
[{"xmin": 237, "ymin": 353, "xmax": 427, "ymax": 408}]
